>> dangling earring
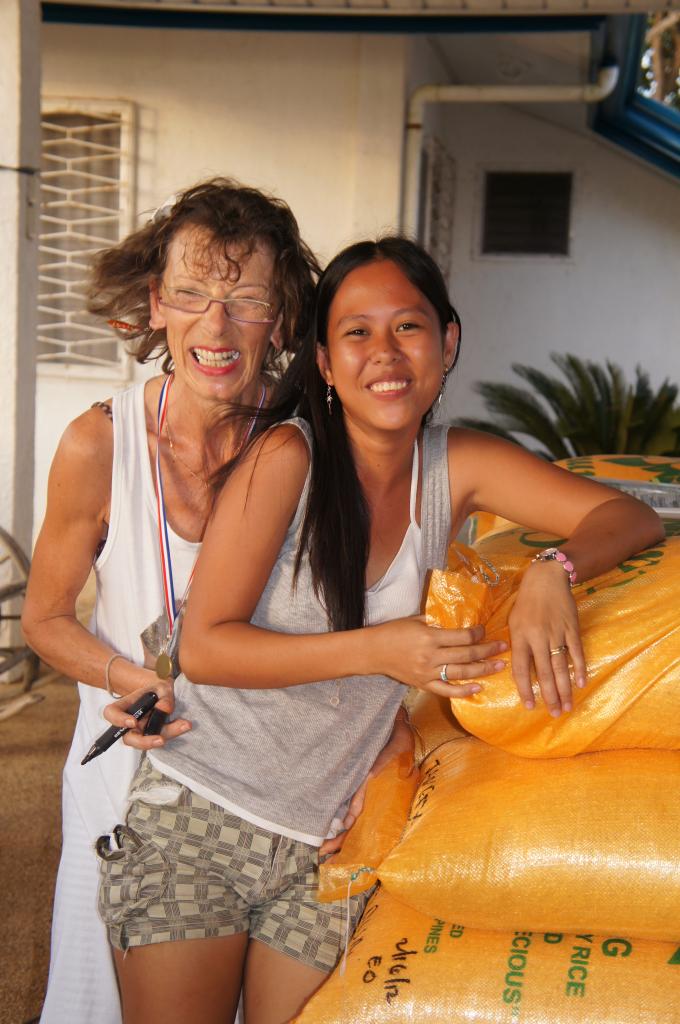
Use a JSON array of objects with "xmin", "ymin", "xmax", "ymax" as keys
[
  {"xmin": 326, "ymin": 384, "xmax": 333, "ymax": 415},
  {"xmin": 437, "ymin": 367, "xmax": 449, "ymax": 407}
]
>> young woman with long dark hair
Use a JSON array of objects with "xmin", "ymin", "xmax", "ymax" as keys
[{"xmin": 101, "ymin": 236, "xmax": 662, "ymax": 1024}]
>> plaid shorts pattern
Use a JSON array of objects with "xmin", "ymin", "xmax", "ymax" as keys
[{"xmin": 97, "ymin": 759, "xmax": 368, "ymax": 972}]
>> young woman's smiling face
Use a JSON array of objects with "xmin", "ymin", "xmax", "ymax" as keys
[{"xmin": 317, "ymin": 258, "xmax": 458, "ymax": 436}]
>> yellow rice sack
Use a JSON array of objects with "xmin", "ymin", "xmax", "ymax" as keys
[
  {"xmin": 556, "ymin": 454, "xmax": 680, "ymax": 484},
  {"xmin": 317, "ymin": 749, "xmax": 419, "ymax": 903},
  {"xmin": 376, "ymin": 738, "xmax": 680, "ymax": 942},
  {"xmin": 426, "ymin": 535, "xmax": 680, "ymax": 757},
  {"xmin": 408, "ymin": 691, "xmax": 468, "ymax": 764},
  {"xmin": 318, "ymin": 696, "xmax": 464, "ymax": 903},
  {"xmin": 294, "ymin": 887, "xmax": 680, "ymax": 1024}
]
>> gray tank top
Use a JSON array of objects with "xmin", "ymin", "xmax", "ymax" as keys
[{"xmin": 150, "ymin": 419, "xmax": 451, "ymax": 844}]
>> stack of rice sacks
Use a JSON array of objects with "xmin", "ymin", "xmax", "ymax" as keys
[{"xmin": 294, "ymin": 456, "xmax": 680, "ymax": 1023}]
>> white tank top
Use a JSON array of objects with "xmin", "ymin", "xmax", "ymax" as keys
[
  {"xmin": 365, "ymin": 438, "xmax": 421, "ymax": 625},
  {"xmin": 151, "ymin": 427, "xmax": 428, "ymax": 845},
  {"xmin": 63, "ymin": 380, "xmax": 199, "ymax": 835}
]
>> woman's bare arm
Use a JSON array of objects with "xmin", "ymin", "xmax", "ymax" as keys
[
  {"xmin": 22, "ymin": 408, "xmax": 159, "ymax": 697},
  {"xmin": 450, "ymin": 428, "xmax": 664, "ymax": 576},
  {"xmin": 180, "ymin": 424, "xmax": 506, "ymax": 694},
  {"xmin": 449, "ymin": 428, "xmax": 664, "ymax": 713}
]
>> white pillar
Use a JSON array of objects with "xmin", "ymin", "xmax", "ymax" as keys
[
  {"xmin": 0, "ymin": 0, "xmax": 40, "ymax": 556},
  {"xmin": 349, "ymin": 35, "xmax": 406, "ymax": 241}
]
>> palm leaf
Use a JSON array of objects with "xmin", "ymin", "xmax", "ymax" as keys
[
  {"xmin": 455, "ymin": 354, "xmax": 680, "ymax": 459},
  {"xmin": 511, "ymin": 365, "xmax": 582, "ymax": 427},
  {"xmin": 472, "ymin": 382, "xmax": 572, "ymax": 459},
  {"xmin": 551, "ymin": 355, "xmax": 601, "ymax": 424},
  {"xmin": 630, "ymin": 375, "xmax": 679, "ymax": 452}
]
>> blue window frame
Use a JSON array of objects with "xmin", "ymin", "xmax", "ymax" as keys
[{"xmin": 594, "ymin": 14, "xmax": 680, "ymax": 180}]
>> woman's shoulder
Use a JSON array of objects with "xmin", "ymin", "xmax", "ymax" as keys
[
  {"xmin": 58, "ymin": 402, "xmax": 115, "ymax": 467},
  {"xmin": 60, "ymin": 379, "xmax": 146, "ymax": 463},
  {"xmin": 43, "ymin": 403, "xmax": 116, "ymax": 521},
  {"xmin": 445, "ymin": 424, "xmax": 520, "ymax": 459},
  {"xmin": 277, "ymin": 415, "xmax": 313, "ymax": 448},
  {"xmin": 243, "ymin": 418, "xmax": 311, "ymax": 482}
]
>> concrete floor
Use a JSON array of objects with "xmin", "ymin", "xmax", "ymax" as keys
[{"xmin": 0, "ymin": 676, "xmax": 78, "ymax": 1024}]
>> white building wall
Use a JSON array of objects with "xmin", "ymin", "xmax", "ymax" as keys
[
  {"xmin": 35, "ymin": 23, "xmax": 407, "ymax": 531},
  {"xmin": 33, "ymin": 23, "xmax": 680, "ymax": 532},
  {"xmin": 435, "ymin": 101, "xmax": 680, "ymax": 423}
]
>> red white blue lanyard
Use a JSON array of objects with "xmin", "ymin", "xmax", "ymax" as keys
[
  {"xmin": 155, "ymin": 373, "xmax": 265, "ymax": 629},
  {"xmin": 155, "ymin": 375, "xmax": 181, "ymax": 630}
]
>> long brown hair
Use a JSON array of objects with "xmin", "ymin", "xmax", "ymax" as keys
[{"xmin": 88, "ymin": 178, "xmax": 320, "ymax": 373}]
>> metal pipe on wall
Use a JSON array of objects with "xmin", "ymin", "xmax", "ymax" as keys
[{"xmin": 402, "ymin": 64, "xmax": 619, "ymax": 237}]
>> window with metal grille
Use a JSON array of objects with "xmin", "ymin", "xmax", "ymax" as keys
[
  {"xmin": 482, "ymin": 172, "xmax": 572, "ymax": 257},
  {"xmin": 38, "ymin": 99, "xmax": 136, "ymax": 375},
  {"xmin": 418, "ymin": 137, "xmax": 456, "ymax": 281}
]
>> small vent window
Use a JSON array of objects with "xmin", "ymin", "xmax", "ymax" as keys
[
  {"xmin": 38, "ymin": 99, "xmax": 135, "ymax": 376},
  {"xmin": 482, "ymin": 172, "xmax": 572, "ymax": 257}
]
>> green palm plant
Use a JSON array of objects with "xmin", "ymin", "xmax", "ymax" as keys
[{"xmin": 455, "ymin": 354, "xmax": 680, "ymax": 460}]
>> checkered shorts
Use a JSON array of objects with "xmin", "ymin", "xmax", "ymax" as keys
[{"xmin": 96, "ymin": 758, "xmax": 368, "ymax": 973}]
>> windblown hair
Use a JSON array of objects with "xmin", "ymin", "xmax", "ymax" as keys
[
  {"xmin": 227, "ymin": 236, "xmax": 462, "ymax": 633},
  {"xmin": 87, "ymin": 178, "xmax": 320, "ymax": 373}
]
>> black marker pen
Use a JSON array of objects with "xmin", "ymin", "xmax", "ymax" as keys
[{"xmin": 81, "ymin": 691, "xmax": 159, "ymax": 765}]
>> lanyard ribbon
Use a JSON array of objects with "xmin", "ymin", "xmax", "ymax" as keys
[
  {"xmin": 155, "ymin": 374, "xmax": 183, "ymax": 630},
  {"xmin": 155, "ymin": 373, "xmax": 266, "ymax": 630}
]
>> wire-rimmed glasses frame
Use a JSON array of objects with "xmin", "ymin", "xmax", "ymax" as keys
[{"xmin": 158, "ymin": 281, "xmax": 276, "ymax": 324}]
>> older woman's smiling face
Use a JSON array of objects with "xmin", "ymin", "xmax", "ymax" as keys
[
  {"xmin": 149, "ymin": 224, "xmax": 281, "ymax": 407},
  {"xmin": 317, "ymin": 258, "xmax": 458, "ymax": 436}
]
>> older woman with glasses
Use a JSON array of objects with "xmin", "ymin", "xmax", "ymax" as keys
[{"xmin": 22, "ymin": 180, "xmax": 411, "ymax": 1024}]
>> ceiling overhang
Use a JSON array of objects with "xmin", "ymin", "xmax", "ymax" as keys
[{"xmin": 42, "ymin": 0, "xmax": 672, "ymax": 20}]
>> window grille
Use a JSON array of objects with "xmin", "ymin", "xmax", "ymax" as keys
[
  {"xmin": 482, "ymin": 172, "xmax": 572, "ymax": 257},
  {"xmin": 38, "ymin": 99, "xmax": 136, "ymax": 376},
  {"xmin": 419, "ymin": 137, "xmax": 456, "ymax": 282}
]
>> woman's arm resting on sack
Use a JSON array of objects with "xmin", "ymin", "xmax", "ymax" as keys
[
  {"xmin": 180, "ymin": 426, "xmax": 507, "ymax": 694},
  {"xmin": 508, "ymin": 497, "xmax": 665, "ymax": 714},
  {"xmin": 22, "ymin": 410, "xmax": 159, "ymax": 697},
  {"xmin": 449, "ymin": 428, "xmax": 665, "ymax": 714}
]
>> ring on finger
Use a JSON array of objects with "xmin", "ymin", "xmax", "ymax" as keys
[
  {"xmin": 549, "ymin": 644, "xmax": 568, "ymax": 657},
  {"xmin": 439, "ymin": 664, "xmax": 449, "ymax": 683}
]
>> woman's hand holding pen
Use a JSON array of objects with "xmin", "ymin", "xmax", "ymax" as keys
[
  {"xmin": 102, "ymin": 678, "xmax": 192, "ymax": 749},
  {"xmin": 368, "ymin": 616, "xmax": 507, "ymax": 698}
]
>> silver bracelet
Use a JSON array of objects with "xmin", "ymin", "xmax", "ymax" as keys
[{"xmin": 104, "ymin": 653, "xmax": 125, "ymax": 697}]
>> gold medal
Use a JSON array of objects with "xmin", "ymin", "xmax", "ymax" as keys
[{"xmin": 155, "ymin": 652, "xmax": 173, "ymax": 680}]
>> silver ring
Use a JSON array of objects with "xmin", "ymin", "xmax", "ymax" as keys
[
  {"xmin": 439, "ymin": 664, "xmax": 449, "ymax": 683},
  {"xmin": 549, "ymin": 645, "xmax": 568, "ymax": 657}
]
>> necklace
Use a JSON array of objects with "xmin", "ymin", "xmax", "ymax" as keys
[
  {"xmin": 152, "ymin": 374, "xmax": 266, "ymax": 680},
  {"xmin": 165, "ymin": 408, "xmax": 209, "ymax": 491},
  {"xmin": 162, "ymin": 377, "xmax": 268, "ymax": 491}
]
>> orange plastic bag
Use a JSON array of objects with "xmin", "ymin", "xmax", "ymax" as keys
[
  {"xmin": 408, "ymin": 691, "xmax": 468, "ymax": 764},
  {"xmin": 294, "ymin": 887, "xmax": 680, "ymax": 1024},
  {"xmin": 318, "ymin": 697, "xmax": 464, "ymax": 902},
  {"xmin": 377, "ymin": 737, "xmax": 680, "ymax": 942},
  {"xmin": 426, "ymin": 534, "xmax": 680, "ymax": 757},
  {"xmin": 317, "ymin": 750, "xmax": 419, "ymax": 903}
]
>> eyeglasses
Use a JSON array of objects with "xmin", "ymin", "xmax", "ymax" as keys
[{"xmin": 159, "ymin": 283, "xmax": 275, "ymax": 324}]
